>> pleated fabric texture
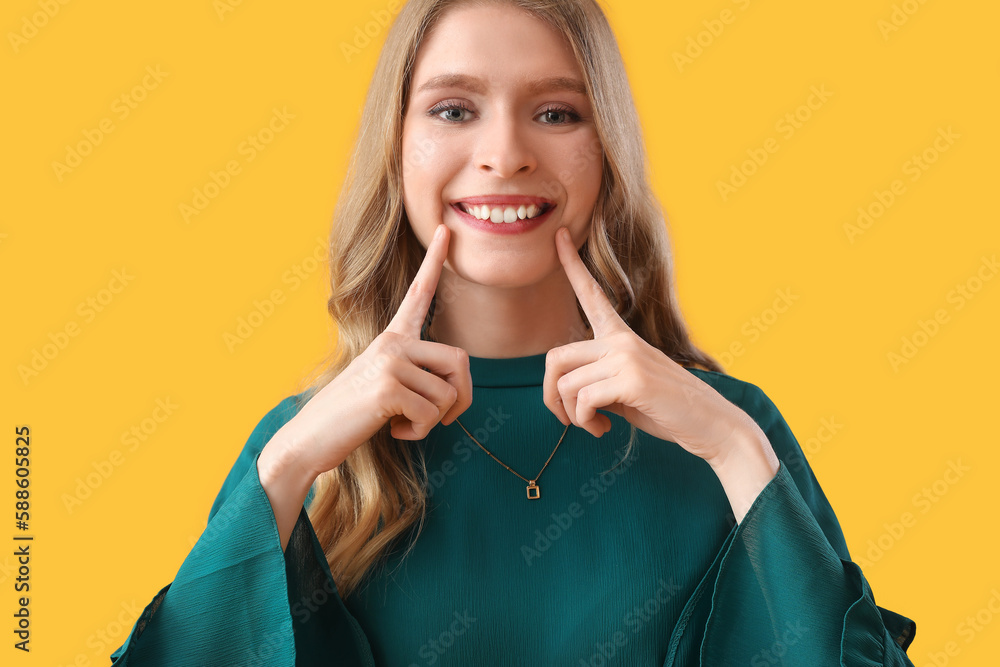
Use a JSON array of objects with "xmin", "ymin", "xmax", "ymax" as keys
[{"xmin": 109, "ymin": 354, "xmax": 916, "ymax": 666}]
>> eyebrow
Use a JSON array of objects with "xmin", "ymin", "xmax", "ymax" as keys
[{"xmin": 415, "ymin": 73, "xmax": 588, "ymax": 97}]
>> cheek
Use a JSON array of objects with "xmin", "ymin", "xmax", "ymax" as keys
[
  {"xmin": 402, "ymin": 130, "xmax": 462, "ymax": 222},
  {"xmin": 558, "ymin": 135, "xmax": 604, "ymax": 203},
  {"xmin": 402, "ymin": 132, "xmax": 438, "ymax": 219},
  {"xmin": 402, "ymin": 133, "xmax": 434, "ymax": 187},
  {"xmin": 402, "ymin": 124, "xmax": 458, "ymax": 182}
]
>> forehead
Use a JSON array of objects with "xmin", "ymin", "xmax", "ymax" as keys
[{"xmin": 411, "ymin": 4, "xmax": 583, "ymax": 90}]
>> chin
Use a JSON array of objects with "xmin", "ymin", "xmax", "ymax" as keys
[{"xmin": 450, "ymin": 259, "xmax": 550, "ymax": 289}]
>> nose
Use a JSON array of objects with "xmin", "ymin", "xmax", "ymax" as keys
[{"xmin": 473, "ymin": 113, "xmax": 537, "ymax": 177}]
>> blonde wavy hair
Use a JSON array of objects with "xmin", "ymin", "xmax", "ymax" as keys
[{"xmin": 294, "ymin": 0, "xmax": 725, "ymax": 601}]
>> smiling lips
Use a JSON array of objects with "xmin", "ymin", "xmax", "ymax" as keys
[{"xmin": 451, "ymin": 195, "xmax": 555, "ymax": 224}]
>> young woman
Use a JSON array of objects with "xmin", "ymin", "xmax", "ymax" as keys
[{"xmin": 111, "ymin": 0, "xmax": 917, "ymax": 664}]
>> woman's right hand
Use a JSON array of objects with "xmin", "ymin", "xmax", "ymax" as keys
[{"xmin": 273, "ymin": 223, "xmax": 472, "ymax": 478}]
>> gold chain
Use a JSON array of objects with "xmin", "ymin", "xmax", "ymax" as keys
[{"xmin": 453, "ymin": 417, "xmax": 571, "ymax": 500}]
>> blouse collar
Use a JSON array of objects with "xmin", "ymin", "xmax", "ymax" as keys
[{"xmin": 469, "ymin": 353, "xmax": 547, "ymax": 388}]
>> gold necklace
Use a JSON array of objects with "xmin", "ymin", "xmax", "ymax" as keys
[{"xmin": 453, "ymin": 417, "xmax": 571, "ymax": 499}]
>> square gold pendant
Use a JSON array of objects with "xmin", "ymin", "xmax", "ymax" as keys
[{"xmin": 526, "ymin": 483, "xmax": 540, "ymax": 499}]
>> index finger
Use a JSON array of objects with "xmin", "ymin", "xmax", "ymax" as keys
[
  {"xmin": 554, "ymin": 226, "xmax": 624, "ymax": 336},
  {"xmin": 386, "ymin": 223, "xmax": 450, "ymax": 336}
]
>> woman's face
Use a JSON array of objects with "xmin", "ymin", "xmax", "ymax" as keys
[{"xmin": 402, "ymin": 3, "xmax": 603, "ymax": 287}]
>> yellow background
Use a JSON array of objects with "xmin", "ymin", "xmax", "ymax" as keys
[{"xmin": 3, "ymin": 0, "xmax": 997, "ymax": 664}]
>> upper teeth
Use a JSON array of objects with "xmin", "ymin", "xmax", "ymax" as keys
[{"xmin": 459, "ymin": 203, "xmax": 546, "ymax": 222}]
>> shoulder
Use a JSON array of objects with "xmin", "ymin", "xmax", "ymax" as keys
[
  {"xmin": 238, "ymin": 391, "xmax": 312, "ymax": 468},
  {"xmin": 682, "ymin": 368, "xmax": 854, "ymax": 560},
  {"xmin": 244, "ymin": 392, "xmax": 309, "ymax": 449},
  {"xmin": 681, "ymin": 366, "xmax": 782, "ymax": 426},
  {"xmin": 682, "ymin": 366, "xmax": 849, "ymax": 538},
  {"xmin": 680, "ymin": 366, "xmax": 805, "ymax": 467}
]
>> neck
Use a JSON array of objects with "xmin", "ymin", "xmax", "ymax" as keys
[{"xmin": 427, "ymin": 267, "xmax": 593, "ymax": 359}]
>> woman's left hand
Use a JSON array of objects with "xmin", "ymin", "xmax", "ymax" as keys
[{"xmin": 543, "ymin": 227, "xmax": 772, "ymax": 468}]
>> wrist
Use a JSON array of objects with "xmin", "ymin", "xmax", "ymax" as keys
[
  {"xmin": 256, "ymin": 431, "xmax": 318, "ymax": 553},
  {"xmin": 708, "ymin": 424, "xmax": 780, "ymax": 524},
  {"xmin": 258, "ymin": 434, "xmax": 318, "ymax": 494}
]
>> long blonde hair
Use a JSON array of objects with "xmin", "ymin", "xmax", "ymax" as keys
[{"xmin": 294, "ymin": 0, "xmax": 725, "ymax": 600}]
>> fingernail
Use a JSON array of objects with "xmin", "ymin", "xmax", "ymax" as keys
[{"xmin": 434, "ymin": 225, "xmax": 444, "ymax": 240}]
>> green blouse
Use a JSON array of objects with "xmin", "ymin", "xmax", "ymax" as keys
[{"xmin": 109, "ymin": 353, "xmax": 917, "ymax": 665}]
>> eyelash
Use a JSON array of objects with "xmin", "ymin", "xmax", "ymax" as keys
[{"xmin": 426, "ymin": 100, "xmax": 583, "ymax": 125}]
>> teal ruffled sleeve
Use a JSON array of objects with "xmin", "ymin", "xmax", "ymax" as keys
[
  {"xmin": 664, "ymin": 381, "xmax": 917, "ymax": 666},
  {"xmin": 108, "ymin": 395, "xmax": 374, "ymax": 666}
]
